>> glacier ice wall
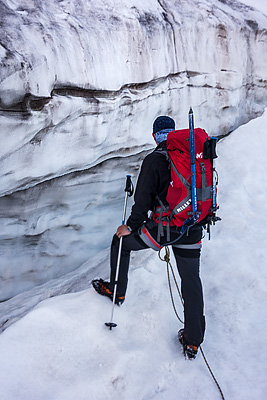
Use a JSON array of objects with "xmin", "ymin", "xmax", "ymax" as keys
[{"xmin": 0, "ymin": 0, "xmax": 267, "ymax": 300}]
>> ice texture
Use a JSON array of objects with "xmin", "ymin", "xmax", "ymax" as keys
[{"xmin": 0, "ymin": 0, "xmax": 267, "ymax": 299}]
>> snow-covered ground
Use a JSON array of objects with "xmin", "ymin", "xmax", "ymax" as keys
[{"xmin": 0, "ymin": 109, "xmax": 266, "ymax": 399}]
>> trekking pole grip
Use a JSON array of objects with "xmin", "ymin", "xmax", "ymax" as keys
[
  {"xmin": 125, "ymin": 175, "xmax": 134, "ymax": 197},
  {"xmin": 120, "ymin": 175, "xmax": 133, "ymax": 226}
]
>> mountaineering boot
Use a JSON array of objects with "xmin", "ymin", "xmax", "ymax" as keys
[
  {"xmin": 178, "ymin": 329, "xmax": 198, "ymax": 360},
  {"xmin": 92, "ymin": 279, "xmax": 125, "ymax": 305}
]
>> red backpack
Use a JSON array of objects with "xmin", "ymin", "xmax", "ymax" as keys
[{"xmin": 152, "ymin": 128, "xmax": 216, "ymax": 231}]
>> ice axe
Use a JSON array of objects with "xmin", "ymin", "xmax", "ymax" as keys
[{"xmin": 105, "ymin": 175, "xmax": 134, "ymax": 330}]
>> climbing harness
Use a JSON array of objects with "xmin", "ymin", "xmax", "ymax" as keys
[{"xmin": 158, "ymin": 246, "xmax": 225, "ymax": 400}]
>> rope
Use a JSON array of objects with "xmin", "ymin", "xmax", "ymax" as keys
[
  {"xmin": 199, "ymin": 346, "xmax": 225, "ymax": 400},
  {"xmin": 158, "ymin": 247, "xmax": 184, "ymax": 323},
  {"xmin": 158, "ymin": 246, "xmax": 225, "ymax": 400}
]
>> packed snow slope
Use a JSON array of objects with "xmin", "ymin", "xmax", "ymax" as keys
[
  {"xmin": 0, "ymin": 110, "xmax": 266, "ymax": 400},
  {"xmin": 1, "ymin": 0, "xmax": 267, "ymax": 300}
]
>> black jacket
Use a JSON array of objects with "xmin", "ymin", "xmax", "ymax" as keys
[{"xmin": 127, "ymin": 141, "xmax": 170, "ymax": 231}]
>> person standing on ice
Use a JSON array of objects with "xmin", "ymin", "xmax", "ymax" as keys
[{"xmin": 93, "ymin": 116, "xmax": 205, "ymax": 359}]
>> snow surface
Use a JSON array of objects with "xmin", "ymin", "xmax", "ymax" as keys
[{"xmin": 0, "ymin": 110, "xmax": 267, "ymax": 399}]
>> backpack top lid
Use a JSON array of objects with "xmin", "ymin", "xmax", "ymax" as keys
[{"xmin": 167, "ymin": 128, "xmax": 209, "ymax": 154}]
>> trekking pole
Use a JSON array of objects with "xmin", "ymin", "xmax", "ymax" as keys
[{"xmin": 105, "ymin": 175, "xmax": 134, "ymax": 330}]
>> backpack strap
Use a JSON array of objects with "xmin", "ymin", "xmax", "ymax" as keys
[
  {"xmin": 155, "ymin": 195, "xmax": 170, "ymax": 242},
  {"xmin": 153, "ymin": 147, "xmax": 171, "ymax": 243},
  {"xmin": 170, "ymin": 159, "xmax": 191, "ymax": 189}
]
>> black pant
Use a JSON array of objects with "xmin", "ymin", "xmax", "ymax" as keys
[{"xmin": 110, "ymin": 232, "xmax": 205, "ymax": 346}]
